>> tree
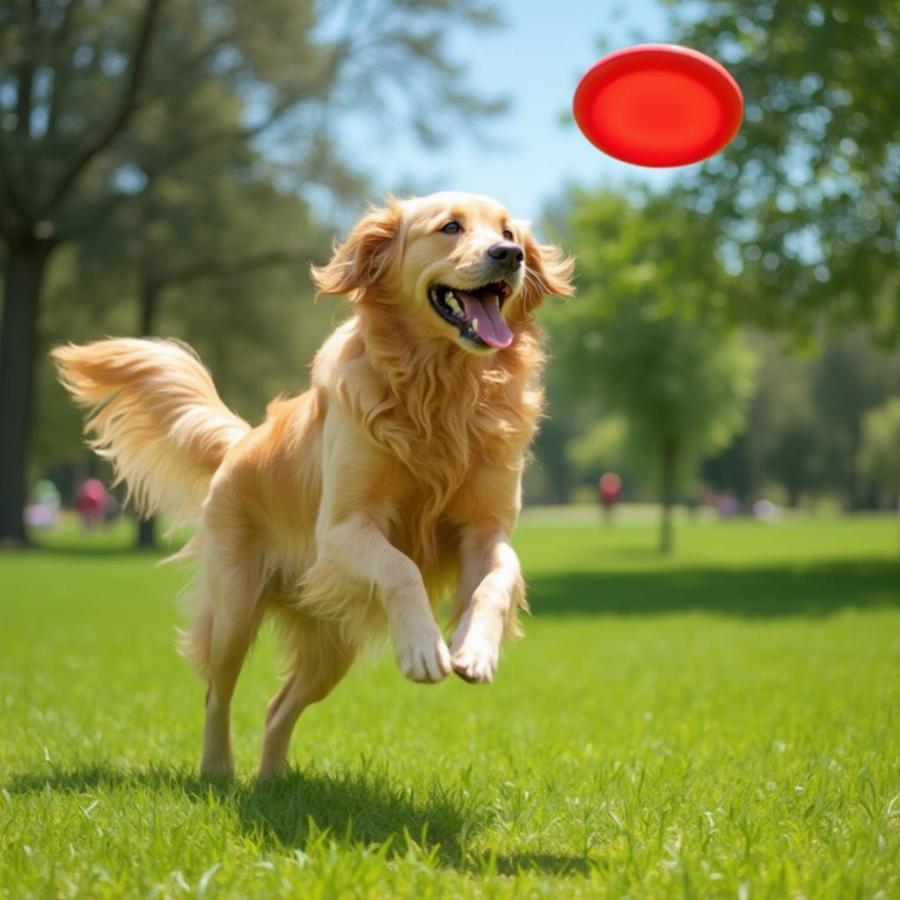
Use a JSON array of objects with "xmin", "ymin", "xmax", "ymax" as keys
[
  {"xmin": 667, "ymin": 0, "xmax": 900, "ymax": 341},
  {"xmin": 859, "ymin": 399, "xmax": 900, "ymax": 511},
  {"xmin": 0, "ymin": 0, "xmax": 505, "ymax": 544},
  {"xmin": 97, "ymin": 137, "xmax": 332, "ymax": 548},
  {"xmin": 548, "ymin": 188, "xmax": 756, "ymax": 552},
  {"xmin": 565, "ymin": 416, "xmax": 634, "ymax": 500},
  {"xmin": 700, "ymin": 330, "xmax": 900, "ymax": 509},
  {"xmin": 588, "ymin": 306, "xmax": 755, "ymax": 552},
  {"xmin": 703, "ymin": 333, "xmax": 819, "ymax": 506},
  {"xmin": 810, "ymin": 331, "xmax": 900, "ymax": 508}
]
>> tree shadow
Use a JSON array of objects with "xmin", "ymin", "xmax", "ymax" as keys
[
  {"xmin": 528, "ymin": 559, "xmax": 900, "ymax": 618},
  {"xmin": 3, "ymin": 764, "xmax": 591, "ymax": 876}
]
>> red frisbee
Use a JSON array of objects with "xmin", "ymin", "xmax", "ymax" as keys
[{"xmin": 573, "ymin": 44, "xmax": 743, "ymax": 167}]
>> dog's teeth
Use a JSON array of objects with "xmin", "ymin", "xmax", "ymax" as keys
[
  {"xmin": 447, "ymin": 296, "xmax": 462, "ymax": 315},
  {"xmin": 472, "ymin": 317, "xmax": 479, "ymax": 334}
]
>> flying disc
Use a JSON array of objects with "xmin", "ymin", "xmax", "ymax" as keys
[{"xmin": 573, "ymin": 44, "xmax": 743, "ymax": 167}]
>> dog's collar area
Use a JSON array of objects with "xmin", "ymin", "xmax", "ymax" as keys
[{"xmin": 428, "ymin": 282, "xmax": 513, "ymax": 350}]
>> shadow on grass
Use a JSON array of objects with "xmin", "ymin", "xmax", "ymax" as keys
[
  {"xmin": 4, "ymin": 764, "xmax": 590, "ymax": 876},
  {"xmin": 528, "ymin": 559, "xmax": 900, "ymax": 618}
]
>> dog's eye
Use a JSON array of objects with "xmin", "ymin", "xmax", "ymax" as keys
[
  {"xmin": 441, "ymin": 221, "xmax": 463, "ymax": 235},
  {"xmin": 502, "ymin": 228, "xmax": 514, "ymax": 241}
]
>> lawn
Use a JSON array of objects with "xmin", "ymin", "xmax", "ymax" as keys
[{"xmin": 2, "ymin": 514, "xmax": 898, "ymax": 898}]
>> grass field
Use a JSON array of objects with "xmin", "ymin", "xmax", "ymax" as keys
[{"xmin": 2, "ymin": 514, "xmax": 899, "ymax": 898}]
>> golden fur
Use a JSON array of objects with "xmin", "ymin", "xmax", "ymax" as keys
[{"xmin": 52, "ymin": 191, "xmax": 573, "ymax": 777}]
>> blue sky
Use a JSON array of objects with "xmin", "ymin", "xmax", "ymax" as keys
[{"xmin": 340, "ymin": 0, "xmax": 683, "ymax": 222}]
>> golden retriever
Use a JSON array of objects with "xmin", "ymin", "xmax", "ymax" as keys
[{"xmin": 52, "ymin": 191, "xmax": 574, "ymax": 777}]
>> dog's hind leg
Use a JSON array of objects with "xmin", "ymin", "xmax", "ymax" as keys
[
  {"xmin": 197, "ymin": 545, "xmax": 266, "ymax": 777},
  {"xmin": 258, "ymin": 614, "xmax": 355, "ymax": 779}
]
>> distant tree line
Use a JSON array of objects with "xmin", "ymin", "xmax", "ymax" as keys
[{"xmin": 524, "ymin": 0, "xmax": 899, "ymax": 551}]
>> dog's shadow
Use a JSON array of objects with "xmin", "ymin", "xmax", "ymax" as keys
[{"xmin": 5, "ymin": 764, "xmax": 590, "ymax": 876}]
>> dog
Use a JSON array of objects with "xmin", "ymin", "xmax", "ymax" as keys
[{"xmin": 52, "ymin": 191, "xmax": 574, "ymax": 777}]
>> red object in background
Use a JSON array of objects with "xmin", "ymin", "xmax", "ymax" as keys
[
  {"xmin": 599, "ymin": 473, "xmax": 622, "ymax": 507},
  {"xmin": 76, "ymin": 478, "xmax": 108, "ymax": 519},
  {"xmin": 573, "ymin": 44, "xmax": 743, "ymax": 167}
]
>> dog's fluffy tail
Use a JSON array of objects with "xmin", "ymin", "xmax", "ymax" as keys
[{"xmin": 52, "ymin": 338, "xmax": 250, "ymax": 528}]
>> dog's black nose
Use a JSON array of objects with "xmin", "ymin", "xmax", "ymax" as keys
[{"xmin": 486, "ymin": 241, "xmax": 524, "ymax": 272}]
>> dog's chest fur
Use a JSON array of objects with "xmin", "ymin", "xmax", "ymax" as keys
[{"xmin": 316, "ymin": 318, "xmax": 543, "ymax": 567}]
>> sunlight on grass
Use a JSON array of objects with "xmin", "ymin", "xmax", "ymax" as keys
[{"xmin": 2, "ymin": 515, "xmax": 898, "ymax": 897}]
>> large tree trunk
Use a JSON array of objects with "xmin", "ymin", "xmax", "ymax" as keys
[
  {"xmin": 135, "ymin": 276, "xmax": 161, "ymax": 550},
  {"xmin": 659, "ymin": 436, "xmax": 678, "ymax": 555},
  {"xmin": 0, "ymin": 237, "xmax": 55, "ymax": 546}
]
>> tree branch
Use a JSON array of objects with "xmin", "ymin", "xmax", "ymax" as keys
[
  {"xmin": 45, "ymin": 0, "xmax": 82, "ymax": 137},
  {"xmin": 14, "ymin": 0, "xmax": 38, "ymax": 138},
  {"xmin": 54, "ymin": 93, "xmax": 320, "ymax": 241},
  {"xmin": 37, "ymin": 0, "xmax": 166, "ymax": 219}
]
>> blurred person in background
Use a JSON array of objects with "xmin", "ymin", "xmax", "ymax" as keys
[
  {"xmin": 24, "ymin": 479, "xmax": 61, "ymax": 530},
  {"xmin": 75, "ymin": 479, "xmax": 108, "ymax": 531},
  {"xmin": 598, "ymin": 472, "xmax": 622, "ymax": 523}
]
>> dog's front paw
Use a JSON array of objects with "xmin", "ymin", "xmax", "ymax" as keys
[
  {"xmin": 450, "ymin": 635, "xmax": 498, "ymax": 684},
  {"xmin": 394, "ymin": 629, "xmax": 452, "ymax": 684}
]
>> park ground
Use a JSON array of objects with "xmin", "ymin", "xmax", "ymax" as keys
[{"xmin": 1, "ymin": 512, "xmax": 899, "ymax": 898}]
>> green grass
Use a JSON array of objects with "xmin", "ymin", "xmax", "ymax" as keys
[{"xmin": 2, "ymin": 514, "xmax": 899, "ymax": 898}]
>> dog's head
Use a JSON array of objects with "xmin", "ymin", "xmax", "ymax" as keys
[{"xmin": 312, "ymin": 192, "xmax": 574, "ymax": 355}]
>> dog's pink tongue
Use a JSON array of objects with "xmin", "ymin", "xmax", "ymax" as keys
[{"xmin": 456, "ymin": 292, "xmax": 513, "ymax": 349}]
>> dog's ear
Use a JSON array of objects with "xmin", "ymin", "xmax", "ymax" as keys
[
  {"xmin": 517, "ymin": 223, "xmax": 575, "ymax": 312},
  {"xmin": 311, "ymin": 199, "xmax": 402, "ymax": 300}
]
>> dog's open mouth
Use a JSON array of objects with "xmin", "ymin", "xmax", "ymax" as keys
[{"xmin": 428, "ymin": 281, "xmax": 513, "ymax": 350}]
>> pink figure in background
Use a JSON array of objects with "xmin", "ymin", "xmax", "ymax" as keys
[
  {"xmin": 717, "ymin": 494, "xmax": 739, "ymax": 519},
  {"xmin": 75, "ymin": 478, "xmax": 108, "ymax": 530},
  {"xmin": 598, "ymin": 472, "xmax": 622, "ymax": 523}
]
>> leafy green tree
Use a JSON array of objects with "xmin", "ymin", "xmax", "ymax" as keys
[
  {"xmin": 766, "ymin": 415, "xmax": 823, "ymax": 509},
  {"xmin": 701, "ymin": 331, "xmax": 900, "ymax": 509},
  {"xmin": 811, "ymin": 331, "xmax": 900, "ymax": 508},
  {"xmin": 566, "ymin": 417, "xmax": 629, "ymax": 491},
  {"xmin": 52, "ymin": 118, "xmax": 332, "ymax": 523},
  {"xmin": 0, "ymin": 0, "xmax": 505, "ymax": 544},
  {"xmin": 589, "ymin": 307, "xmax": 755, "ymax": 551},
  {"xmin": 703, "ymin": 334, "xmax": 818, "ymax": 505},
  {"xmin": 667, "ymin": 0, "xmax": 900, "ymax": 341},
  {"xmin": 859, "ymin": 399, "xmax": 900, "ymax": 511},
  {"xmin": 549, "ymin": 188, "xmax": 756, "ymax": 552}
]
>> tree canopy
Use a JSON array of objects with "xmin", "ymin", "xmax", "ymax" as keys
[
  {"xmin": 666, "ymin": 0, "xmax": 900, "ymax": 342},
  {"xmin": 546, "ymin": 188, "xmax": 757, "ymax": 550}
]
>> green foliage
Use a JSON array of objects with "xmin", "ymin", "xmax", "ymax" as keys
[
  {"xmin": 666, "ymin": 0, "xmax": 900, "ymax": 341},
  {"xmin": 580, "ymin": 306, "xmax": 756, "ymax": 475},
  {"xmin": 538, "ymin": 181, "xmax": 900, "ymax": 511},
  {"xmin": 703, "ymin": 333, "xmax": 818, "ymax": 505},
  {"xmin": 2, "ymin": 515, "xmax": 899, "ymax": 896},
  {"xmin": 810, "ymin": 331, "xmax": 900, "ymax": 505},
  {"xmin": 546, "ymin": 187, "xmax": 756, "ymax": 546},
  {"xmin": 566, "ymin": 416, "xmax": 630, "ymax": 487},
  {"xmin": 860, "ymin": 399, "xmax": 900, "ymax": 506},
  {"xmin": 0, "ymin": 0, "xmax": 506, "ymax": 241},
  {"xmin": 705, "ymin": 330, "xmax": 900, "ymax": 510},
  {"xmin": 704, "ymin": 331, "xmax": 900, "ymax": 507}
]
